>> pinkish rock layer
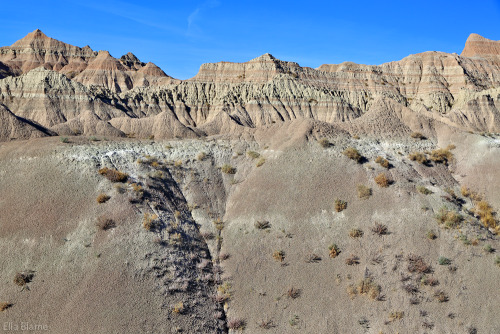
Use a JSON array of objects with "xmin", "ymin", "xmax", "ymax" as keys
[
  {"xmin": 461, "ymin": 33, "xmax": 500, "ymax": 58},
  {"xmin": 1, "ymin": 31, "xmax": 500, "ymax": 141}
]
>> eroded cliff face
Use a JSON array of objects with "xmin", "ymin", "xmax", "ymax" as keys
[
  {"xmin": 1, "ymin": 31, "xmax": 500, "ymax": 141},
  {"xmin": 0, "ymin": 29, "xmax": 174, "ymax": 93}
]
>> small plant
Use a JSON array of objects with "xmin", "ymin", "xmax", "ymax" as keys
[
  {"xmin": 247, "ymin": 151, "xmax": 260, "ymax": 159},
  {"xmin": 197, "ymin": 152, "xmax": 207, "ymax": 161},
  {"xmin": 287, "ymin": 287, "xmax": 301, "ymax": 299},
  {"xmin": 407, "ymin": 254, "xmax": 432, "ymax": 274},
  {"xmin": 0, "ymin": 302, "xmax": 12, "ymax": 311},
  {"xmin": 289, "ymin": 315, "xmax": 300, "ymax": 327},
  {"xmin": 483, "ymin": 244, "xmax": 494, "ymax": 253},
  {"xmin": 421, "ymin": 276, "xmax": 439, "ymax": 286},
  {"xmin": 417, "ymin": 186, "xmax": 433, "ymax": 195},
  {"xmin": 255, "ymin": 220, "xmax": 271, "ymax": 230},
  {"xmin": 343, "ymin": 147, "xmax": 363, "ymax": 163},
  {"xmin": 221, "ymin": 164, "xmax": 236, "ymax": 174},
  {"xmin": 389, "ymin": 311, "xmax": 404, "ymax": 322},
  {"xmin": 213, "ymin": 218, "xmax": 224, "ymax": 231},
  {"xmin": 434, "ymin": 290, "xmax": 449, "ymax": 302},
  {"xmin": 429, "ymin": 146, "xmax": 454, "ymax": 165},
  {"xmin": 357, "ymin": 184, "xmax": 372, "ymax": 199},
  {"xmin": 96, "ymin": 193, "xmax": 110, "ymax": 204},
  {"xmin": 96, "ymin": 216, "xmax": 115, "ymax": 231},
  {"xmin": 371, "ymin": 223, "xmax": 388, "ymax": 236},
  {"xmin": 305, "ymin": 253, "xmax": 322, "ymax": 263},
  {"xmin": 474, "ymin": 200, "xmax": 498, "ymax": 232},
  {"xmin": 98, "ymin": 167, "xmax": 128, "ymax": 182},
  {"xmin": 426, "ymin": 230, "xmax": 437, "ymax": 240},
  {"xmin": 374, "ymin": 173, "xmax": 390, "ymax": 187},
  {"xmin": 408, "ymin": 152, "xmax": 428, "ymax": 165},
  {"xmin": 410, "ymin": 132, "xmax": 426, "ymax": 140},
  {"xmin": 318, "ymin": 138, "xmax": 330, "ymax": 148},
  {"xmin": 459, "ymin": 234, "xmax": 471, "ymax": 245},
  {"xmin": 227, "ymin": 318, "xmax": 246, "ymax": 330},
  {"xmin": 334, "ymin": 199, "xmax": 347, "ymax": 212},
  {"xmin": 345, "ymin": 254, "xmax": 360, "ymax": 265},
  {"xmin": 172, "ymin": 302, "xmax": 184, "ymax": 314},
  {"xmin": 256, "ymin": 158, "xmax": 266, "ymax": 167},
  {"xmin": 13, "ymin": 272, "xmax": 34, "ymax": 287},
  {"xmin": 375, "ymin": 156, "xmax": 390, "ymax": 168},
  {"xmin": 435, "ymin": 207, "xmax": 462, "ymax": 229},
  {"xmin": 259, "ymin": 319, "xmax": 275, "ymax": 329},
  {"xmin": 328, "ymin": 244, "xmax": 340, "ymax": 258},
  {"xmin": 438, "ymin": 256, "xmax": 451, "ymax": 265},
  {"xmin": 349, "ymin": 228, "xmax": 363, "ymax": 238},
  {"xmin": 219, "ymin": 253, "xmax": 230, "ymax": 261},
  {"xmin": 60, "ymin": 137, "xmax": 69, "ymax": 143},
  {"xmin": 273, "ymin": 250, "xmax": 285, "ymax": 262},
  {"xmin": 495, "ymin": 256, "xmax": 500, "ymax": 267},
  {"xmin": 357, "ymin": 277, "xmax": 381, "ymax": 300},
  {"xmin": 143, "ymin": 213, "xmax": 158, "ymax": 231}
]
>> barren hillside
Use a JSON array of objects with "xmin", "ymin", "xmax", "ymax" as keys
[{"xmin": 0, "ymin": 31, "xmax": 499, "ymax": 333}]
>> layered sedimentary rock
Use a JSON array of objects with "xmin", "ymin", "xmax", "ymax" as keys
[
  {"xmin": 1, "ymin": 31, "xmax": 500, "ymax": 141},
  {"xmin": 0, "ymin": 29, "xmax": 174, "ymax": 93}
]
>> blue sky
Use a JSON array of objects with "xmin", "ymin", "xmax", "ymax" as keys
[{"xmin": 1, "ymin": 0, "xmax": 499, "ymax": 79}]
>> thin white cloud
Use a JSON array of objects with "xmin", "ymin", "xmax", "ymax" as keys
[
  {"xmin": 78, "ymin": 0, "xmax": 185, "ymax": 35},
  {"xmin": 186, "ymin": 0, "xmax": 221, "ymax": 37}
]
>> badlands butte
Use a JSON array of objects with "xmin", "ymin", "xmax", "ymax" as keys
[{"xmin": 0, "ymin": 30, "xmax": 500, "ymax": 333}]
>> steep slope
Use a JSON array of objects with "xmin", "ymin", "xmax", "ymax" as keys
[
  {"xmin": 0, "ymin": 29, "xmax": 175, "ymax": 93},
  {"xmin": 0, "ymin": 104, "xmax": 55, "ymax": 141},
  {"xmin": 461, "ymin": 33, "xmax": 500, "ymax": 58}
]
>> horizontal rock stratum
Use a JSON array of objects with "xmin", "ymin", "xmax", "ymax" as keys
[{"xmin": 0, "ymin": 30, "xmax": 500, "ymax": 141}]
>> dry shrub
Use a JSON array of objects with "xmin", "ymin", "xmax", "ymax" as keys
[
  {"xmin": 357, "ymin": 277, "xmax": 381, "ymax": 300},
  {"xmin": 96, "ymin": 193, "xmax": 110, "ymax": 204},
  {"xmin": 345, "ymin": 254, "xmax": 360, "ymax": 265},
  {"xmin": 374, "ymin": 173, "xmax": 390, "ymax": 187},
  {"xmin": 247, "ymin": 151, "xmax": 260, "ymax": 159},
  {"xmin": 256, "ymin": 158, "xmax": 266, "ymax": 167},
  {"xmin": 408, "ymin": 152, "xmax": 428, "ymax": 165},
  {"xmin": 273, "ymin": 250, "xmax": 285, "ymax": 262},
  {"xmin": 96, "ymin": 216, "xmax": 116, "ymax": 230},
  {"xmin": 410, "ymin": 132, "xmax": 426, "ymax": 140},
  {"xmin": 318, "ymin": 138, "xmax": 330, "ymax": 148},
  {"xmin": 13, "ymin": 272, "xmax": 34, "ymax": 287},
  {"xmin": 98, "ymin": 167, "xmax": 128, "ymax": 182},
  {"xmin": 407, "ymin": 254, "xmax": 432, "ymax": 274},
  {"xmin": 172, "ymin": 302, "xmax": 184, "ymax": 314},
  {"xmin": 435, "ymin": 207, "xmax": 462, "ymax": 229},
  {"xmin": 429, "ymin": 146, "xmax": 454, "ymax": 165},
  {"xmin": 227, "ymin": 318, "xmax": 246, "ymax": 330},
  {"xmin": 255, "ymin": 220, "xmax": 271, "ymax": 229},
  {"xmin": 375, "ymin": 156, "xmax": 390, "ymax": 168},
  {"xmin": 143, "ymin": 213, "xmax": 158, "ymax": 231},
  {"xmin": 197, "ymin": 152, "xmax": 207, "ymax": 161},
  {"xmin": 213, "ymin": 218, "xmax": 224, "ymax": 231},
  {"xmin": 334, "ymin": 199, "xmax": 347, "ymax": 212},
  {"xmin": 417, "ymin": 185, "xmax": 432, "ymax": 195},
  {"xmin": 221, "ymin": 164, "xmax": 236, "ymax": 174},
  {"xmin": 259, "ymin": 319, "xmax": 275, "ymax": 329},
  {"xmin": 475, "ymin": 200, "xmax": 498, "ymax": 230},
  {"xmin": 0, "ymin": 302, "xmax": 12, "ymax": 311},
  {"xmin": 287, "ymin": 287, "xmax": 301, "ymax": 299},
  {"xmin": 389, "ymin": 311, "xmax": 404, "ymax": 321},
  {"xmin": 305, "ymin": 253, "xmax": 322, "ymax": 263},
  {"xmin": 434, "ymin": 290, "xmax": 449, "ymax": 302},
  {"xmin": 349, "ymin": 228, "xmax": 363, "ymax": 238},
  {"xmin": 371, "ymin": 223, "xmax": 388, "ymax": 236},
  {"xmin": 343, "ymin": 147, "xmax": 363, "ymax": 163},
  {"xmin": 357, "ymin": 184, "xmax": 372, "ymax": 199},
  {"xmin": 328, "ymin": 244, "xmax": 340, "ymax": 258}
]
